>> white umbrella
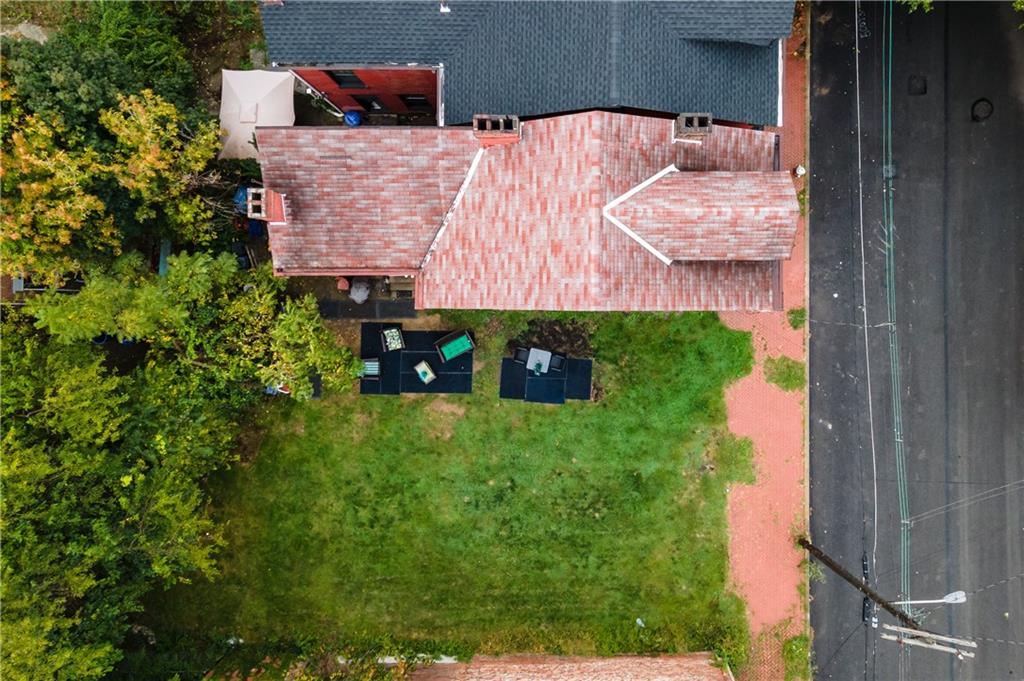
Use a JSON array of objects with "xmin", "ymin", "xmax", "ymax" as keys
[{"xmin": 218, "ymin": 69, "xmax": 295, "ymax": 159}]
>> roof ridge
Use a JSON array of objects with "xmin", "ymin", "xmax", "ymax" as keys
[{"xmin": 420, "ymin": 146, "xmax": 487, "ymax": 270}]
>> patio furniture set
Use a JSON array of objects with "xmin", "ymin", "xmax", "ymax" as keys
[
  {"xmin": 499, "ymin": 347, "xmax": 592, "ymax": 405},
  {"xmin": 360, "ymin": 323, "xmax": 475, "ymax": 395},
  {"xmin": 359, "ymin": 323, "xmax": 592, "ymax": 403}
]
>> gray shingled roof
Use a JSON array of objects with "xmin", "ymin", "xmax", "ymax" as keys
[{"xmin": 261, "ymin": 0, "xmax": 793, "ymax": 126}]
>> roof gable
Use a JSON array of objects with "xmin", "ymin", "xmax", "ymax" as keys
[
  {"xmin": 608, "ymin": 170, "xmax": 799, "ymax": 262},
  {"xmin": 256, "ymin": 126, "xmax": 479, "ymax": 274}
]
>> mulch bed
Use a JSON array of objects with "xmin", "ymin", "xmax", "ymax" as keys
[{"xmin": 507, "ymin": 319, "xmax": 593, "ymax": 357}]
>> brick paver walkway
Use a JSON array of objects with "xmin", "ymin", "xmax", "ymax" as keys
[{"xmin": 721, "ymin": 5, "xmax": 810, "ymax": 679}]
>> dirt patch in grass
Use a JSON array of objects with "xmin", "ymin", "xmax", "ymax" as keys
[
  {"xmin": 424, "ymin": 397, "xmax": 466, "ymax": 441},
  {"xmin": 325, "ymin": 319, "xmax": 362, "ymax": 352},
  {"xmin": 236, "ymin": 424, "xmax": 267, "ymax": 467},
  {"xmin": 350, "ymin": 412, "xmax": 372, "ymax": 444},
  {"xmin": 401, "ymin": 314, "xmax": 445, "ymax": 331},
  {"xmin": 508, "ymin": 319, "xmax": 593, "ymax": 357}
]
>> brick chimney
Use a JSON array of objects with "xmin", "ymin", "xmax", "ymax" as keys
[
  {"xmin": 473, "ymin": 114, "xmax": 521, "ymax": 147},
  {"xmin": 673, "ymin": 113, "xmax": 713, "ymax": 145},
  {"xmin": 246, "ymin": 187, "xmax": 288, "ymax": 224}
]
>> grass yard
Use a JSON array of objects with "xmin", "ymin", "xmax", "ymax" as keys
[{"xmin": 146, "ymin": 312, "xmax": 755, "ymax": 671}]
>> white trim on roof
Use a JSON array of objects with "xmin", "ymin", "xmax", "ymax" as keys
[
  {"xmin": 437, "ymin": 63, "xmax": 445, "ymax": 127},
  {"xmin": 777, "ymin": 38, "xmax": 784, "ymax": 127},
  {"xmin": 602, "ymin": 164, "xmax": 678, "ymax": 266},
  {"xmin": 420, "ymin": 147, "xmax": 485, "ymax": 268}
]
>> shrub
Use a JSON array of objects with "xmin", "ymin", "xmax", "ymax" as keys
[
  {"xmin": 61, "ymin": 2, "xmax": 195, "ymax": 109},
  {"xmin": 787, "ymin": 307, "xmax": 807, "ymax": 330},
  {"xmin": 782, "ymin": 634, "xmax": 812, "ymax": 680},
  {"xmin": 764, "ymin": 356, "xmax": 805, "ymax": 392}
]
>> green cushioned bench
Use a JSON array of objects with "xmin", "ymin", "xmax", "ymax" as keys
[{"xmin": 435, "ymin": 330, "xmax": 475, "ymax": 363}]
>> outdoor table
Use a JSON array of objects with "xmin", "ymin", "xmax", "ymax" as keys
[
  {"xmin": 527, "ymin": 348, "xmax": 552, "ymax": 374},
  {"xmin": 414, "ymin": 360, "xmax": 437, "ymax": 385}
]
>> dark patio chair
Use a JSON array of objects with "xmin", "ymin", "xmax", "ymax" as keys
[
  {"xmin": 549, "ymin": 353, "xmax": 567, "ymax": 372},
  {"xmin": 513, "ymin": 347, "xmax": 530, "ymax": 364}
]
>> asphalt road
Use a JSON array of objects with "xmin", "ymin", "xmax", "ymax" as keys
[{"xmin": 808, "ymin": 2, "xmax": 1024, "ymax": 680}]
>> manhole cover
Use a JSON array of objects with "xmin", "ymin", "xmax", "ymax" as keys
[
  {"xmin": 971, "ymin": 98, "xmax": 993, "ymax": 121},
  {"xmin": 908, "ymin": 75, "xmax": 927, "ymax": 96}
]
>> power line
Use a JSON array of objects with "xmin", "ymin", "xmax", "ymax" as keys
[
  {"xmin": 906, "ymin": 479, "xmax": 1024, "ymax": 525},
  {"xmin": 853, "ymin": 0, "xmax": 881, "ymax": 585}
]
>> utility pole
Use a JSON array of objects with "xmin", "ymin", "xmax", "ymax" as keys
[{"xmin": 797, "ymin": 536, "xmax": 920, "ymax": 630}]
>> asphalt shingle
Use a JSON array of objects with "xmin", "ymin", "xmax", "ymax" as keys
[{"xmin": 261, "ymin": 0, "xmax": 793, "ymax": 125}]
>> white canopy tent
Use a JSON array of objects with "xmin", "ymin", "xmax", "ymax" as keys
[{"xmin": 219, "ymin": 69, "xmax": 295, "ymax": 159}]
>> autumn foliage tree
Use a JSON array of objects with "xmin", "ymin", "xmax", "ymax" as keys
[
  {"xmin": 99, "ymin": 90, "xmax": 223, "ymax": 246},
  {"xmin": 0, "ymin": 110, "xmax": 120, "ymax": 279}
]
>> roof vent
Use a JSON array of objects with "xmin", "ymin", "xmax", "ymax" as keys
[
  {"xmin": 473, "ymin": 114, "xmax": 521, "ymax": 146},
  {"xmin": 673, "ymin": 113, "xmax": 713, "ymax": 145}
]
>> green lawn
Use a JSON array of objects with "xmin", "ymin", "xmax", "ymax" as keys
[{"xmin": 147, "ymin": 312, "xmax": 755, "ymax": 669}]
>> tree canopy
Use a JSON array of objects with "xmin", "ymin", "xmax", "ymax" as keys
[
  {"xmin": 1, "ymin": 4, "xmax": 361, "ymax": 677},
  {"xmin": 2, "ymin": 254, "xmax": 361, "ymax": 679}
]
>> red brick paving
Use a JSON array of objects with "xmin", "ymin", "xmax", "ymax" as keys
[{"xmin": 721, "ymin": 6, "xmax": 809, "ymax": 678}]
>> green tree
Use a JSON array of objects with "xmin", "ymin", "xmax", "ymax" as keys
[
  {"xmin": 31, "ymin": 252, "xmax": 363, "ymax": 400},
  {"xmin": 1, "ymin": 37, "xmax": 136, "ymax": 137},
  {"xmin": 262, "ymin": 295, "xmax": 364, "ymax": 400},
  {"xmin": 60, "ymin": 0, "xmax": 195, "ymax": 110},
  {"xmin": 0, "ymin": 309, "xmax": 227, "ymax": 680}
]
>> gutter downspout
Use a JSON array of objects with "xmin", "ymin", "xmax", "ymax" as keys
[{"xmin": 777, "ymin": 38, "xmax": 785, "ymax": 127}]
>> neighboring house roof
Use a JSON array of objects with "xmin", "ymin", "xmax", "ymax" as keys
[
  {"xmin": 260, "ymin": 1, "xmax": 793, "ymax": 125},
  {"xmin": 256, "ymin": 111, "xmax": 797, "ymax": 312},
  {"xmin": 256, "ymin": 127, "xmax": 480, "ymax": 272},
  {"xmin": 408, "ymin": 653, "xmax": 734, "ymax": 681},
  {"xmin": 607, "ymin": 170, "xmax": 799, "ymax": 262}
]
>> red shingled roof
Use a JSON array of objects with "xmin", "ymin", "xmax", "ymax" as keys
[
  {"xmin": 257, "ymin": 113, "xmax": 794, "ymax": 311},
  {"xmin": 417, "ymin": 112, "xmax": 790, "ymax": 311},
  {"xmin": 409, "ymin": 653, "xmax": 733, "ymax": 681},
  {"xmin": 256, "ymin": 126, "xmax": 479, "ymax": 274},
  {"xmin": 608, "ymin": 170, "xmax": 799, "ymax": 262}
]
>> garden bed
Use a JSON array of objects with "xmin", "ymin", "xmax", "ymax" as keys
[{"xmin": 507, "ymin": 318, "xmax": 593, "ymax": 357}]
